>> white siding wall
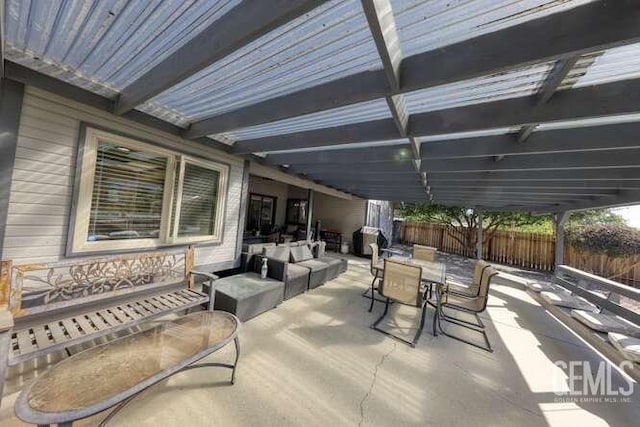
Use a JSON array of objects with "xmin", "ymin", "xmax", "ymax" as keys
[
  {"xmin": 313, "ymin": 193, "xmax": 367, "ymax": 246},
  {"xmin": 4, "ymin": 86, "xmax": 245, "ymax": 267}
]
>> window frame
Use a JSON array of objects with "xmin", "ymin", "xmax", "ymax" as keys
[
  {"xmin": 167, "ymin": 155, "xmax": 228, "ymax": 245},
  {"xmin": 68, "ymin": 126, "xmax": 229, "ymax": 255},
  {"xmin": 246, "ymin": 193, "xmax": 277, "ymax": 232}
]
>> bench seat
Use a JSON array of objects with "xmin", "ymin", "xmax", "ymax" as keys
[
  {"xmin": 540, "ymin": 291, "xmax": 598, "ymax": 312},
  {"xmin": 526, "ymin": 282, "xmax": 568, "ymax": 293},
  {"xmin": 571, "ymin": 310, "xmax": 640, "ymax": 336},
  {"xmin": 9, "ymin": 288, "xmax": 208, "ymax": 366},
  {"xmin": 608, "ymin": 333, "xmax": 640, "ymax": 362}
]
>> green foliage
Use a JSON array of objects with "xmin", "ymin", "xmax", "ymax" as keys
[
  {"xmin": 398, "ymin": 204, "xmax": 627, "ymax": 236},
  {"xmin": 566, "ymin": 224, "xmax": 640, "ymax": 258},
  {"xmin": 567, "ymin": 209, "xmax": 627, "ymax": 227},
  {"xmin": 398, "ymin": 203, "xmax": 549, "ymax": 256}
]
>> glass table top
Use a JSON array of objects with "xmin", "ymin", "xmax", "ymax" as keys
[
  {"xmin": 376, "ymin": 256, "xmax": 447, "ymax": 284},
  {"xmin": 20, "ymin": 311, "xmax": 238, "ymax": 416}
]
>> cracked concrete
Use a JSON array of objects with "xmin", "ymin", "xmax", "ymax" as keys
[{"xmin": 359, "ymin": 343, "xmax": 397, "ymax": 427}]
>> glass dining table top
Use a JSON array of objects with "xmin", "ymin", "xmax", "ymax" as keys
[
  {"xmin": 16, "ymin": 311, "xmax": 238, "ymax": 421},
  {"xmin": 376, "ymin": 256, "xmax": 447, "ymax": 284}
]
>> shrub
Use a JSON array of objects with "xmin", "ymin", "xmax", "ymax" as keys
[{"xmin": 566, "ymin": 224, "xmax": 640, "ymax": 258}]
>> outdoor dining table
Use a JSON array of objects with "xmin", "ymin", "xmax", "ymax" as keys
[
  {"xmin": 375, "ymin": 255, "xmax": 447, "ymax": 287},
  {"xmin": 14, "ymin": 311, "xmax": 240, "ymax": 426},
  {"xmin": 374, "ymin": 255, "xmax": 447, "ymax": 336}
]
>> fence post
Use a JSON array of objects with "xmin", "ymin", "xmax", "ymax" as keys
[{"xmin": 555, "ymin": 211, "xmax": 570, "ymax": 272}]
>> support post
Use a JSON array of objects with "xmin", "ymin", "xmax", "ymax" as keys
[
  {"xmin": 306, "ymin": 189, "xmax": 314, "ymax": 241},
  {"xmin": 234, "ymin": 160, "xmax": 251, "ymax": 267},
  {"xmin": 555, "ymin": 211, "xmax": 570, "ymax": 271},
  {"xmin": 0, "ymin": 79, "xmax": 25, "ymax": 259},
  {"xmin": 476, "ymin": 210, "xmax": 483, "ymax": 259}
]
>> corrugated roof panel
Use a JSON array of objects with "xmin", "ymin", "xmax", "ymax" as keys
[
  {"xmin": 405, "ymin": 62, "xmax": 554, "ymax": 115},
  {"xmin": 560, "ymin": 42, "xmax": 640, "ymax": 90},
  {"xmin": 536, "ymin": 113, "xmax": 640, "ymax": 131},
  {"xmin": 213, "ymin": 98, "xmax": 392, "ymax": 143},
  {"xmin": 4, "ymin": 0, "xmax": 240, "ymax": 94},
  {"xmin": 261, "ymin": 138, "xmax": 408, "ymax": 155},
  {"xmin": 392, "ymin": 0, "xmax": 594, "ymax": 58},
  {"xmin": 149, "ymin": 0, "xmax": 382, "ymax": 121},
  {"xmin": 417, "ymin": 127, "xmax": 515, "ymax": 144}
]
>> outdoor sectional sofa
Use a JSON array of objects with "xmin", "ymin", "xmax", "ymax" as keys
[
  {"xmin": 253, "ymin": 241, "xmax": 347, "ymax": 297},
  {"xmin": 254, "ymin": 246, "xmax": 310, "ymax": 300}
]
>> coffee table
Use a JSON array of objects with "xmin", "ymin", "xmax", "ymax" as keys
[{"xmin": 14, "ymin": 311, "xmax": 240, "ymax": 426}]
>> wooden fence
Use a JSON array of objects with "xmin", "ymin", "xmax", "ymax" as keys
[{"xmin": 400, "ymin": 222, "xmax": 640, "ymax": 286}]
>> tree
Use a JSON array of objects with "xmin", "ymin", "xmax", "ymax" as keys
[
  {"xmin": 566, "ymin": 224, "xmax": 640, "ymax": 281},
  {"xmin": 399, "ymin": 203, "xmax": 548, "ymax": 257},
  {"xmin": 567, "ymin": 209, "xmax": 627, "ymax": 227}
]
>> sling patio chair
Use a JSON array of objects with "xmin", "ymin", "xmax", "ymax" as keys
[
  {"xmin": 445, "ymin": 260, "xmax": 491, "ymax": 297},
  {"xmin": 413, "ymin": 244, "xmax": 437, "ymax": 262},
  {"xmin": 435, "ymin": 266, "xmax": 499, "ymax": 352},
  {"xmin": 364, "ymin": 242, "xmax": 387, "ymax": 312},
  {"xmin": 372, "ymin": 259, "xmax": 428, "ymax": 347}
]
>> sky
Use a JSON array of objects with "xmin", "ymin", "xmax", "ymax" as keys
[{"xmin": 613, "ymin": 205, "xmax": 640, "ymax": 228}]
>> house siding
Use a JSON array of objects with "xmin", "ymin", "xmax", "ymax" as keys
[
  {"xmin": 3, "ymin": 86, "xmax": 244, "ymax": 268},
  {"xmin": 313, "ymin": 193, "xmax": 367, "ymax": 247},
  {"xmin": 247, "ymin": 176, "xmax": 289, "ymax": 228}
]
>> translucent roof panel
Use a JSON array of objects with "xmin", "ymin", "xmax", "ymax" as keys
[
  {"xmin": 262, "ymin": 139, "xmax": 408, "ymax": 155},
  {"xmin": 416, "ymin": 127, "xmax": 516, "ymax": 144},
  {"xmin": 214, "ymin": 98, "xmax": 391, "ymax": 143},
  {"xmin": 536, "ymin": 113, "xmax": 640, "ymax": 132},
  {"xmin": 559, "ymin": 42, "xmax": 640, "ymax": 90},
  {"xmin": 405, "ymin": 62, "xmax": 554, "ymax": 115},
  {"xmin": 149, "ymin": 0, "xmax": 382, "ymax": 121},
  {"xmin": 392, "ymin": 0, "xmax": 594, "ymax": 58},
  {"xmin": 4, "ymin": 0, "xmax": 240, "ymax": 95}
]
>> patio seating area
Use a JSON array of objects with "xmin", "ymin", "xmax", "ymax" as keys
[
  {"xmin": 2, "ymin": 1, "xmax": 640, "ymax": 425},
  {"xmin": 1, "ymin": 253, "xmax": 638, "ymax": 426}
]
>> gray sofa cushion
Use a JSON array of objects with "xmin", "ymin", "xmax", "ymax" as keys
[
  {"xmin": 243, "ymin": 242, "xmax": 275, "ymax": 254},
  {"xmin": 291, "ymin": 245, "xmax": 314, "ymax": 262},
  {"xmin": 287, "ymin": 263, "xmax": 310, "ymax": 280},
  {"xmin": 296, "ymin": 259, "xmax": 328, "ymax": 272},
  {"xmin": 264, "ymin": 246, "xmax": 290, "ymax": 263}
]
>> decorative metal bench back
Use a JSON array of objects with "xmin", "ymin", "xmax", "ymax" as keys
[{"xmin": 4, "ymin": 248, "xmax": 193, "ymax": 318}]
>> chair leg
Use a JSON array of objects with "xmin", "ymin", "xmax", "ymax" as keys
[
  {"xmin": 368, "ymin": 279, "xmax": 376, "ymax": 312},
  {"xmin": 411, "ymin": 302, "xmax": 428, "ymax": 347},
  {"xmin": 371, "ymin": 298, "xmax": 390, "ymax": 329},
  {"xmin": 372, "ymin": 298, "xmax": 427, "ymax": 347},
  {"xmin": 440, "ymin": 308, "xmax": 484, "ymax": 329},
  {"xmin": 436, "ymin": 307, "xmax": 493, "ymax": 352}
]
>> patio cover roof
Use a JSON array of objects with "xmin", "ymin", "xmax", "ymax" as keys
[{"xmin": 3, "ymin": 0, "xmax": 640, "ymax": 213}]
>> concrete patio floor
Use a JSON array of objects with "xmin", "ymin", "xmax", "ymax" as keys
[{"xmin": 1, "ymin": 253, "xmax": 638, "ymax": 426}]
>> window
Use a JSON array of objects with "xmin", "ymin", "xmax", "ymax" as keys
[
  {"xmin": 70, "ymin": 127, "xmax": 228, "ymax": 253},
  {"xmin": 246, "ymin": 194, "xmax": 276, "ymax": 233},
  {"xmin": 286, "ymin": 199, "xmax": 308, "ymax": 226}
]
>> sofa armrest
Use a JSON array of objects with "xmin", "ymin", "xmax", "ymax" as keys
[{"xmin": 250, "ymin": 256, "xmax": 288, "ymax": 282}]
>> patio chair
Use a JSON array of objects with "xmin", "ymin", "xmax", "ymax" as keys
[
  {"xmin": 364, "ymin": 242, "xmax": 385, "ymax": 312},
  {"xmin": 445, "ymin": 260, "xmax": 491, "ymax": 297},
  {"xmin": 436, "ymin": 266, "xmax": 499, "ymax": 352},
  {"xmin": 372, "ymin": 259, "xmax": 427, "ymax": 347},
  {"xmin": 413, "ymin": 244, "xmax": 437, "ymax": 262}
]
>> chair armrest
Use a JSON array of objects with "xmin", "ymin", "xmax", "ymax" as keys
[{"xmin": 189, "ymin": 271, "xmax": 219, "ymax": 311}]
